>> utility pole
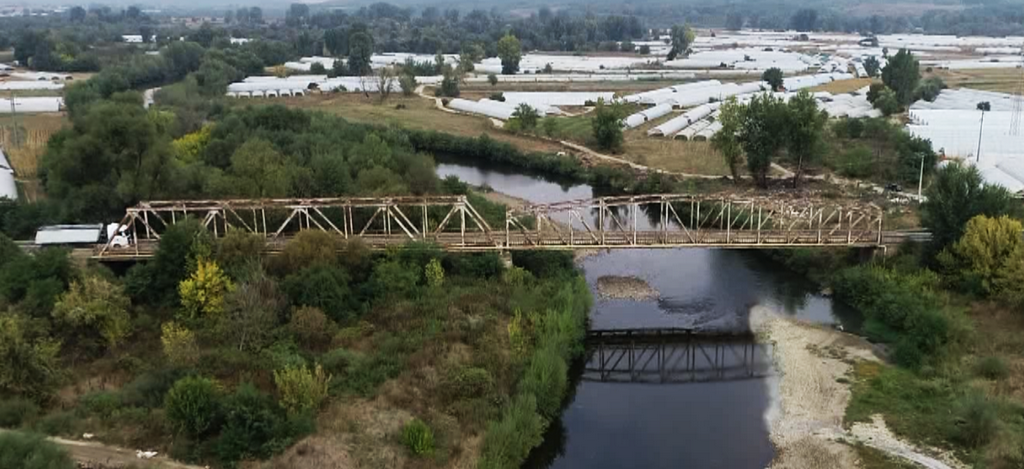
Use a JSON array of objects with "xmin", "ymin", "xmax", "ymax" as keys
[
  {"xmin": 918, "ymin": 153, "xmax": 925, "ymax": 200},
  {"xmin": 977, "ymin": 101, "xmax": 991, "ymax": 163}
]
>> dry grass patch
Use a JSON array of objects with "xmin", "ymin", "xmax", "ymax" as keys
[
  {"xmin": 809, "ymin": 78, "xmax": 876, "ymax": 95},
  {"xmin": 930, "ymin": 68, "xmax": 1024, "ymax": 94},
  {"xmin": 0, "ymin": 112, "xmax": 67, "ymax": 200},
  {"xmin": 621, "ymin": 134, "xmax": 731, "ymax": 175}
]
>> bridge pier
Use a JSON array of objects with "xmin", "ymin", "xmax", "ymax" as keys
[
  {"xmin": 500, "ymin": 251, "xmax": 514, "ymax": 269},
  {"xmin": 856, "ymin": 245, "xmax": 888, "ymax": 263}
]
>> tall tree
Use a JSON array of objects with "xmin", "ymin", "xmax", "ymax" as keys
[
  {"xmin": 785, "ymin": 90, "xmax": 828, "ymax": 187},
  {"xmin": 762, "ymin": 67, "xmax": 784, "ymax": 91},
  {"xmin": 725, "ymin": 12, "xmax": 744, "ymax": 31},
  {"xmin": 712, "ymin": 97, "xmax": 745, "ymax": 181},
  {"xmin": 497, "ymin": 34, "xmax": 522, "ymax": 75},
  {"xmin": 227, "ymin": 139, "xmax": 290, "ymax": 198},
  {"xmin": 881, "ymin": 48, "xmax": 920, "ymax": 106},
  {"xmin": 789, "ymin": 9, "xmax": 818, "ymax": 31},
  {"xmin": 738, "ymin": 93, "xmax": 788, "ymax": 188},
  {"xmin": 863, "ymin": 56, "xmax": 880, "ymax": 77},
  {"xmin": 348, "ymin": 32, "xmax": 374, "ymax": 76},
  {"xmin": 666, "ymin": 24, "xmax": 695, "ymax": 61},
  {"xmin": 591, "ymin": 99, "xmax": 623, "ymax": 152},
  {"xmin": 922, "ymin": 163, "xmax": 1015, "ymax": 253}
]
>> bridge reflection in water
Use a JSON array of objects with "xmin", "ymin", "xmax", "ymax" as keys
[{"xmin": 583, "ymin": 328, "xmax": 774, "ymax": 384}]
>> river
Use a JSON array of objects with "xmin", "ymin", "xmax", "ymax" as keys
[{"xmin": 435, "ymin": 156, "xmax": 860, "ymax": 469}]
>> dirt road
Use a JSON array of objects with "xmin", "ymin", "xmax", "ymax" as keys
[{"xmin": 0, "ymin": 429, "xmax": 204, "ymax": 469}]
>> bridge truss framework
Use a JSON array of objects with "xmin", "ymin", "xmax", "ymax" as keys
[{"xmin": 95, "ymin": 194, "xmax": 888, "ymax": 259}]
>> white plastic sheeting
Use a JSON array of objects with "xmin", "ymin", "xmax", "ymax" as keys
[
  {"xmin": 911, "ymin": 88, "xmax": 1018, "ymax": 112},
  {"xmin": 502, "ymin": 92, "xmax": 614, "ymax": 107},
  {"xmin": 674, "ymin": 118, "xmax": 713, "ymax": 140},
  {"xmin": 922, "ymin": 57, "xmax": 1024, "ymax": 70},
  {"xmin": 664, "ymin": 48, "xmax": 817, "ymax": 72},
  {"xmin": 623, "ymin": 80, "xmax": 722, "ymax": 105},
  {"xmin": 648, "ymin": 103, "xmax": 720, "ymax": 136},
  {"xmin": 0, "ymin": 148, "xmax": 15, "ymax": 200},
  {"xmin": 0, "ymin": 81, "xmax": 63, "ymax": 91},
  {"xmin": 227, "ymin": 75, "xmax": 443, "ymax": 97},
  {"xmin": 446, "ymin": 98, "xmax": 555, "ymax": 120},
  {"xmin": 477, "ymin": 54, "xmax": 658, "ymax": 74},
  {"xmin": 623, "ymin": 103, "xmax": 673, "ymax": 129},
  {"xmin": 11, "ymin": 72, "xmax": 72, "ymax": 81},
  {"xmin": 465, "ymin": 72, "xmax": 696, "ymax": 83},
  {"xmin": 0, "ymin": 97, "xmax": 62, "ymax": 113},
  {"xmin": 692, "ymin": 121, "xmax": 724, "ymax": 141}
]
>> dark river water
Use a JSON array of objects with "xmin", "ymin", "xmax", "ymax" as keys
[{"xmin": 435, "ymin": 156, "xmax": 859, "ymax": 469}]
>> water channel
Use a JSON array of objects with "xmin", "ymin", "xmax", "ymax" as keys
[{"xmin": 435, "ymin": 156, "xmax": 860, "ymax": 469}]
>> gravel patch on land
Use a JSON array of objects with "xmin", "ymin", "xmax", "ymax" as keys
[{"xmin": 595, "ymin": 275, "xmax": 659, "ymax": 301}]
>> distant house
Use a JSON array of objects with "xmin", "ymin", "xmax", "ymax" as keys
[{"xmin": 122, "ymin": 34, "xmax": 156, "ymax": 43}]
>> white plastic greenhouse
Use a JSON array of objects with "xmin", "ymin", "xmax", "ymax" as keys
[
  {"xmin": 648, "ymin": 103, "xmax": 720, "ymax": 137},
  {"xmin": 0, "ymin": 97, "xmax": 62, "ymax": 113},
  {"xmin": 446, "ymin": 99, "xmax": 553, "ymax": 120},
  {"xmin": 623, "ymin": 103, "xmax": 673, "ymax": 128},
  {"xmin": 0, "ymin": 148, "xmax": 15, "ymax": 200},
  {"xmin": 502, "ymin": 92, "xmax": 615, "ymax": 107},
  {"xmin": 0, "ymin": 81, "xmax": 63, "ymax": 91}
]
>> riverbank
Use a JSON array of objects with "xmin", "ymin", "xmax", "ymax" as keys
[{"xmin": 752, "ymin": 306, "xmax": 966, "ymax": 469}]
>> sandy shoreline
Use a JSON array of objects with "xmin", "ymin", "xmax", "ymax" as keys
[{"xmin": 752, "ymin": 307, "xmax": 965, "ymax": 469}]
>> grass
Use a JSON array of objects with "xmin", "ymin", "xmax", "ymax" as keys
[{"xmin": 281, "ymin": 93, "xmax": 564, "ymax": 154}]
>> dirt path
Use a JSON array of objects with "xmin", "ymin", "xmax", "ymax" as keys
[
  {"xmin": 750, "ymin": 307, "xmax": 963, "ymax": 469},
  {"xmin": 0, "ymin": 429, "xmax": 203, "ymax": 469}
]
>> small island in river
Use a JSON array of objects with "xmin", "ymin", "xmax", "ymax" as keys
[{"xmin": 595, "ymin": 275, "xmax": 660, "ymax": 301}]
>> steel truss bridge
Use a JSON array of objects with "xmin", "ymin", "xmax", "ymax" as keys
[
  {"xmin": 94, "ymin": 194, "xmax": 895, "ymax": 260},
  {"xmin": 583, "ymin": 328, "xmax": 774, "ymax": 384}
]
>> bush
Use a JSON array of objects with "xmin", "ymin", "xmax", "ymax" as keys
[
  {"xmin": 283, "ymin": 265, "xmax": 354, "ymax": 322},
  {"xmin": 478, "ymin": 394, "xmax": 546, "ymax": 469},
  {"xmin": 0, "ymin": 398, "xmax": 39, "ymax": 427},
  {"xmin": 443, "ymin": 366, "xmax": 494, "ymax": 400},
  {"xmin": 489, "ymin": 92, "xmax": 505, "ymax": 102},
  {"xmin": 399, "ymin": 74, "xmax": 417, "ymax": 97},
  {"xmin": 954, "ymin": 394, "xmax": 999, "ymax": 448},
  {"xmin": 214, "ymin": 383, "xmax": 298, "ymax": 464},
  {"xmin": 975, "ymin": 356, "xmax": 1009, "ymax": 380},
  {"xmin": 273, "ymin": 364, "xmax": 330, "ymax": 415},
  {"xmin": 836, "ymin": 146, "xmax": 874, "ymax": 178},
  {"xmin": 121, "ymin": 369, "xmax": 186, "ymax": 408},
  {"xmin": 31, "ymin": 411, "xmax": 75, "ymax": 436},
  {"xmin": 0, "ymin": 431, "xmax": 73, "ymax": 469},
  {"xmin": 487, "ymin": 73, "xmax": 498, "ymax": 86},
  {"xmin": 165, "ymin": 376, "xmax": 222, "ymax": 437},
  {"xmin": 518, "ymin": 347, "xmax": 567, "ymax": 420},
  {"xmin": 289, "ymin": 306, "xmax": 333, "ymax": 348},
  {"xmin": 402, "ymin": 418, "xmax": 435, "ymax": 457},
  {"xmin": 78, "ymin": 391, "xmax": 121, "ymax": 419}
]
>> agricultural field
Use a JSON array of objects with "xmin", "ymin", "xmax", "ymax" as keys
[
  {"xmin": 0, "ymin": 112, "xmax": 67, "ymax": 200},
  {"xmin": 929, "ymin": 68, "xmax": 1024, "ymax": 94},
  {"xmin": 808, "ymin": 77, "xmax": 875, "ymax": 94}
]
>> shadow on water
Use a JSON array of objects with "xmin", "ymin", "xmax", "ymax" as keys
[{"xmin": 433, "ymin": 157, "xmax": 860, "ymax": 469}]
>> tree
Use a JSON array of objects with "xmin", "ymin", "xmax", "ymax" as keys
[
  {"xmin": 69, "ymin": 6, "xmax": 86, "ymax": 22},
  {"xmin": 639, "ymin": 44, "xmax": 651, "ymax": 55},
  {"xmin": 666, "ymin": 25, "xmax": 695, "ymax": 61},
  {"xmin": 881, "ymin": 49, "xmax": 920, "ymax": 106},
  {"xmin": 712, "ymin": 97, "xmax": 745, "ymax": 181},
  {"xmin": 249, "ymin": 7, "xmax": 263, "ymax": 23},
  {"xmin": 922, "ymin": 162, "xmax": 1015, "ymax": 252},
  {"xmin": 725, "ymin": 12, "xmax": 744, "ymax": 30},
  {"xmin": 0, "ymin": 313, "xmax": 62, "ymax": 398},
  {"xmin": 863, "ymin": 56, "xmax": 881, "ymax": 78},
  {"xmin": 591, "ymin": 99, "xmax": 623, "ymax": 152},
  {"xmin": 273, "ymin": 364, "xmax": 330, "ymax": 415},
  {"xmin": 866, "ymin": 82, "xmax": 886, "ymax": 103},
  {"xmin": 284, "ymin": 265, "xmax": 353, "ymax": 322},
  {"xmin": 374, "ymin": 66, "xmax": 397, "ymax": 102},
  {"xmin": 348, "ymin": 32, "xmax": 374, "ymax": 76},
  {"xmin": 289, "ymin": 306, "xmax": 333, "ymax": 348},
  {"xmin": 873, "ymin": 87, "xmax": 900, "ymax": 116},
  {"xmin": 497, "ymin": 34, "xmax": 522, "ymax": 75},
  {"xmin": 940, "ymin": 215, "xmax": 1024, "ymax": 296},
  {"xmin": 310, "ymin": 62, "xmax": 326, "ymax": 74},
  {"xmin": 488, "ymin": 73, "xmax": 498, "ymax": 86},
  {"xmin": 52, "ymin": 275, "xmax": 132, "ymax": 351},
  {"xmin": 915, "ymin": 76, "xmax": 946, "ymax": 102},
  {"xmin": 785, "ymin": 90, "xmax": 828, "ymax": 187},
  {"xmin": 222, "ymin": 274, "xmax": 286, "ymax": 352},
  {"xmin": 165, "ymin": 376, "xmax": 222, "ymax": 437},
  {"xmin": 738, "ymin": 93, "xmax": 788, "ymax": 187},
  {"xmin": 227, "ymin": 139, "xmax": 290, "ymax": 198},
  {"xmin": 178, "ymin": 259, "xmax": 234, "ymax": 320},
  {"xmin": 511, "ymin": 103, "xmax": 540, "ymax": 130},
  {"xmin": 762, "ymin": 67, "xmax": 784, "ymax": 92},
  {"xmin": 400, "ymin": 74, "xmax": 417, "ymax": 97},
  {"xmin": 161, "ymin": 321, "xmax": 199, "ymax": 367},
  {"xmin": 436, "ymin": 65, "xmax": 460, "ymax": 97}
]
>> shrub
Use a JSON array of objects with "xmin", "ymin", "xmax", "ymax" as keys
[
  {"xmin": 284, "ymin": 265, "xmax": 354, "ymax": 322},
  {"xmin": 954, "ymin": 393, "xmax": 998, "ymax": 448},
  {"xmin": 52, "ymin": 275, "xmax": 132, "ymax": 351},
  {"xmin": 121, "ymin": 369, "xmax": 186, "ymax": 408},
  {"xmin": 272, "ymin": 230, "xmax": 341, "ymax": 276},
  {"xmin": 178, "ymin": 260, "xmax": 234, "ymax": 319},
  {"xmin": 165, "ymin": 376, "xmax": 222, "ymax": 437},
  {"xmin": 425, "ymin": 258, "xmax": 445, "ymax": 288},
  {"xmin": 0, "ymin": 398, "xmax": 39, "ymax": 427},
  {"xmin": 402, "ymin": 418, "xmax": 435, "ymax": 457},
  {"xmin": 289, "ymin": 306, "xmax": 333, "ymax": 347},
  {"xmin": 78, "ymin": 391, "xmax": 121, "ymax": 419},
  {"xmin": 399, "ymin": 74, "xmax": 417, "ymax": 97},
  {"xmin": 487, "ymin": 73, "xmax": 498, "ymax": 86},
  {"xmin": 489, "ymin": 92, "xmax": 505, "ymax": 102},
  {"xmin": 478, "ymin": 394, "xmax": 545, "ymax": 469},
  {"xmin": 443, "ymin": 366, "xmax": 494, "ymax": 400},
  {"xmin": 161, "ymin": 321, "xmax": 200, "ymax": 367},
  {"xmin": 836, "ymin": 146, "xmax": 873, "ymax": 178},
  {"xmin": 975, "ymin": 356, "xmax": 1009, "ymax": 380},
  {"xmin": 214, "ymin": 383, "xmax": 299, "ymax": 464},
  {"xmin": 31, "ymin": 411, "xmax": 75, "ymax": 436},
  {"xmin": 320, "ymin": 348, "xmax": 361, "ymax": 374},
  {"xmin": 0, "ymin": 431, "xmax": 73, "ymax": 469},
  {"xmin": 273, "ymin": 364, "xmax": 330, "ymax": 415}
]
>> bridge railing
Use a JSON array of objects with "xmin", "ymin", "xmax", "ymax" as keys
[{"xmin": 94, "ymin": 194, "xmax": 887, "ymax": 258}]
